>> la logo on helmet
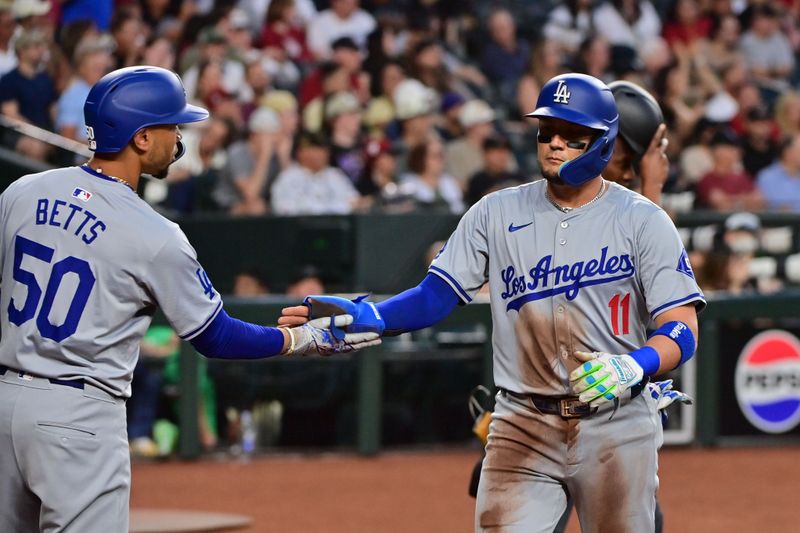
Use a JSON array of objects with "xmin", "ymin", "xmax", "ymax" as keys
[{"xmin": 553, "ymin": 80, "xmax": 571, "ymax": 104}]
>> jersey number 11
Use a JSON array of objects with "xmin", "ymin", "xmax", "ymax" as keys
[{"xmin": 608, "ymin": 293, "xmax": 630, "ymax": 336}]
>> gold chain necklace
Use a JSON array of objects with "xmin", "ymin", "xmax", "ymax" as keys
[
  {"xmin": 86, "ymin": 165, "xmax": 135, "ymax": 192},
  {"xmin": 545, "ymin": 180, "xmax": 606, "ymax": 213}
]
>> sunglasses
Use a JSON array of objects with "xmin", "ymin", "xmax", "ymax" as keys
[{"xmin": 537, "ymin": 133, "xmax": 590, "ymax": 150}]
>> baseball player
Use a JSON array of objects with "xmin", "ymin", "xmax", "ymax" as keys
[
  {"xmin": 281, "ymin": 73, "xmax": 705, "ymax": 532},
  {"xmin": 0, "ymin": 66, "xmax": 379, "ymax": 533}
]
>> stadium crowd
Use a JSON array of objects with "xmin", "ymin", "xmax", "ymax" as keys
[{"xmin": 2, "ymin": 0, "xmax": 800, "ymax": 297}]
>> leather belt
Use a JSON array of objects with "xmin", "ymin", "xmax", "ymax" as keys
[
  {"xmin": 500, "ymin": 379, "xmax": 648, "ymax": 419},
  {"xmin": 0, "ymin": 365, "xmax": 85, "ymax": 391}
]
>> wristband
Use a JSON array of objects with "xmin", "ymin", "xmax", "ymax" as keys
[
  {"xmin": 628, "ymin": 346, "xmax": 661, "ymax": 376},
  {"xmin": 283, "ymin": 327, "xmax": 296, "ymax": 355},
  {"xmin": 650, "ymin": 321, "xmax": 695, "ymax": 367}
]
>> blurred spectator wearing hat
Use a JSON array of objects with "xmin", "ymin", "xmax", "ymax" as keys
[
  {"xmin": 55, "ymin": 34, "xmax": 113, "ymax": 143},
  {"xmin": 740, "ymin": 4, "xmax": 794, "ymax": 94},
  {"xmin": 740, "ymin": 105, "xmax": 779, "ymax": 178},
  {"xmin": 437, "ymin": 91, "xmax": 466, "ymax": 141},
  {"xmin": 480, "ymin": 8, "xmax": 529, "ymax": 104},
  {"xmin": 300, "ymin": 36, "xmax": 366, "ymax": 108},
  {"xmin": 445, "ymin": 99, "xmax": 512, "ymax": 189},
  {"xmin": 696, "ymin": 128, "xmax": 764, "ymax": 211},
  {"xmin": 324, "ymin": 91, "xmax": 365, "ymax": 185},
  {"xmin": 109, "ymin": 5, "xmax": 145, "ymax": 69},
  {"xmin": 60, "ymin": 0, "xmax": 111, "ymax": 32},
  {"xmin": 261, "ymin": 89, "xmax": 299, "ymax": 171},
  {"xmin": 215, "ymin": 106, "xmax": 283, "ymax": 216},
  {"xmin": 391, "ymin": 77, "xmax": 439, "ymax": 176},
  {"xmin": 356, "ymin": 136, "xmax": 411, "ymax": 212},
  {"xmin": 0, "ymin": 27, "xmax": 55, "ymax": 160},
  {"xmin": 466, "ymin": 134, "xmax": 527, "ymax": 206},
  {"xmin": 260, "ymin": 0, "xmax": 314, "ymax": 69},
  {"xmin": 270, "ymin": 130, "xmax": 360, "ymax": 215},
  {"xmin": 307, "ymin": 0, "xmax": 375, "ymax": 61},
  {"xmin": 399, "ymin": 135, "xmax": 464, "ymax": 214},
  {"xmin": 11, "ymin": 0, "xmax": 52, "ymax": 39},
  {"xmin": 756, "ymin": 133, "xmax": 800, "ymax": 212}
]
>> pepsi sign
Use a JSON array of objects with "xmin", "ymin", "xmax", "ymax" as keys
[{"xmin": 735, "ymin": 330, "xmax": 800, "ymax": 433}]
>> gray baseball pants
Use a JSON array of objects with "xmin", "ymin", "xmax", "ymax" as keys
[{"xmin": 0, "ymin": 370, "xmax": 129, "ymax": 533}]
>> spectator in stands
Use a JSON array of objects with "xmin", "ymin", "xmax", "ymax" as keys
[
  {"xmin": 593, "ymin": 0, "xmax": 662, "ymax": 65},
  {"xmin": 356, "ymin": 136, "xmax": 412, "ymax": 212},
  {"xmin": 572, "ymin": 34, "xmax": 613, "ymax": 83},
  {"xmin": 740, "ymin": 105, "xmax": 779, "ymax": 178},
  {"xmin": 480, "ymin": 7, "xmax": 529, "ymax": 104},
  {"xmin": 156, "ymin": 116, "xmax": 234, "ymax": 215},
  {"xmin": 399, "ymin": 135, "xmax": 464, "ymax": 214},
  {"xmin": 756, "ymin": 133, "xmax": 800, "ymax": 212},
  {"xmin": 434, "ymin": 92, "xmax": 464, "ymax": 143},
  {"xmin": 139, "ymin": 0, "xmax": 187, "ymax": 41},
  {"xmin": 0, "ymin": 28, "xmax": 55, "ymax": 160},
  {"xmin": 286, "ymin": 265, "xmax": 325, "ymax": 298},
  {"xmin": 517, "ymin": 38, "xmax": 566, "ymax": 117},
  {"xmin": 56, "ymin": 35, "xmax": 114, "ymax": 143},
  {"xmin": 260, "ymin": 0, "xmax": 314, "ymax": 69},
  {"xmin": 216, "ymin": 106, "xmax": 282, "ymax": 216},
  {"xmin": 270, "ymin": 130, "xmax": 360, "ymax": 215},
  {"xmin": 661, "ymin": 0, "xmax": 712, "ymax": 50},
  {"xmin": 466, "ymin": 134, "xmax": 527, "ymax": 206},
  {"xmin": 307, "ymin": 0, "xmax": 376, "ymax": 60},
  {"xmin": 739, "ymin": 4, "xmax": 794, "ymax": 93},
  {"xmin": 391, "ymin": 77, "xmax": 439, "ymax": 176},
  {"xmin": 300, "ymin": 36, "xmax": 366, "ymax": 108},
  {"xmin": 182, "ymin": 27, "xmax": 247, "ymax": 106},
  {"xmin": 325, "ymin": 91, "xmax": 365, "ymax": 185},
  {"xmin": 444, "ymin": 98, "xmax": 497, "ymax": 187},
  {"xmin": 232, "ymin": 266, "xmax": 271, "ymax": 297},
  {"xmin": 699, "ymin": 14, "xmax": 743, "ymax": 79},
  {"xmin": 0, "ymin": 5, "xmax": 16, "ymax": 78},
  {"xmin": 696, "ymin": 128, "xmax": 764, "ymax": 211},
  {"xmin": 60, "ymin": 0, "xmax": 112, "ymax": 32},
  {"xmin": 240, "ymin": 57, "xmax": 274, "ymax": 121},
  {"xmin": 775, "ymin": 90, "xmax": 800, "ymax": 138},
  {"xmin": 110, "ymin": 6, "xmax": 146, "ymax": 69},
  {"xmin": 142, "ymin": 35, "xmax": 177, "ymax": 70},
  {"xmin": 239, "ymin": 0, "xmax": 317, "ymax": 34},
  {"xmin": 192, "ymin": 59, "xmax": 243, "ymax": 129},
  {"xmin": 543, "ymin": 0, "xmax": 595, "ymax": 57},
  {"xmin": 261, "ymin": 89, "xmax": 299, "ymax": 173},
  {"xmin": 12, "ymin": 0, "xmax": 52, "ymax": 39}
]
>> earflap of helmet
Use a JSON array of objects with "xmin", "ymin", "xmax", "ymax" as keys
[{"xmin": 558, "ymin": 133, "xmax": 616, "ymax": 186}]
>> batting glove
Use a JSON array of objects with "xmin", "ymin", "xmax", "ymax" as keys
[
  {"xmin": 570, "ymin": 351, "xmax": 644, "ymax": 405},
  {"xmin": 304, "ymin": 295, "xmax": 385, "ymax": 335},
  {"xmin": 648, "ymin": 379, "xmax": 693, "ymax": 424},
  {"xmin": 284, "ymin": 315, "xmax": 381, "ymax": 356}
]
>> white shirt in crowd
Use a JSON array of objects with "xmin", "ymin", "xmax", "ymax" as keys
[
  {"xmin": 271, "ymin": 163, "xmax": 359, "ymax": 215},
  {"xmin": 306, "ymin": 7, "xmax": 376, "ymax": 59}
]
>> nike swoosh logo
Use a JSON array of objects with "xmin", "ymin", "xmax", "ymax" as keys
[{"xmin": 508, "ymin": 222, "xmax": 533, "ymax": 233}]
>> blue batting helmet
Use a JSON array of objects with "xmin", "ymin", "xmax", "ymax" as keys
[
  {"xmin": 526, "ymin": 73, "xmax": 619, "ymax": 186},
  {"xmin": 84, "ymin": 66, "xmax": 209, "ymax": 158}
]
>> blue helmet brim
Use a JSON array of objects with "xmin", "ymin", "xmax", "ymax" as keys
[{"xmin": 525, "ymin": 106, "xmax": 612, "ymax": 133}]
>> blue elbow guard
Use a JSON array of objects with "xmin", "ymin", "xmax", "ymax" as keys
[
  {"xmin": 304, "ymin": 294, "xmax": 385, "ymax": 335},
  {"xmin": 651, "ymin": 321, "xmax": 696, "ymax": 367}
]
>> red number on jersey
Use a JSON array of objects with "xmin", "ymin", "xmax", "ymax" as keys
[{"xmin": 608, "ymin": 293, "xmax": 630, "ymax": 336}]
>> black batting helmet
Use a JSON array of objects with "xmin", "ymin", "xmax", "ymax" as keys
[{"xmin": 608, "ymin": 81, "xmax": 663, "ymax": 159}]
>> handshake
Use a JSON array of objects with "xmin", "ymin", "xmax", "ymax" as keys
[{"xmin": 280, "ymin": 295, "xmax": 385, "ymax": 356}]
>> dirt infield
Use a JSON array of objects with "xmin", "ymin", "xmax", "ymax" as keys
[{"xmin": 132, "ymin": 446, "xmax": 796, "ymax": 532}]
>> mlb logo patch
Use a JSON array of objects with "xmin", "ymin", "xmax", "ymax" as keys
[{"xmin": 72, "ymin": 188, "xmax": 92, "ymax": 202}]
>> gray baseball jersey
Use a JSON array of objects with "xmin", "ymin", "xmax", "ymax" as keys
[
  {"xmin": 430, "ymin": 179, "xmax": 705, "ymax": 394},
  {"xmin": 0, "ymin": 166, "xmax": 222, "ymax": 398}
]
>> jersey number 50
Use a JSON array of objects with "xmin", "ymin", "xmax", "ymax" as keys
[{"xmin": 7, "ymin": 235, "xmax": 96, "ymax": 342}]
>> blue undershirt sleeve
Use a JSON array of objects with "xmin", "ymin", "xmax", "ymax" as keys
[
  {"xmin": 189, "ymin": 309, "xmax": 285, "ymax": 359},
  {"xmin": 376, "ymin": 273, "xmax": 460, "ymax": 334}
]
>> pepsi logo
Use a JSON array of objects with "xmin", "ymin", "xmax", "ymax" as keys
[{"xmin": 735, "ymin": 330, "xmax": 800, "ymax": 434}]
